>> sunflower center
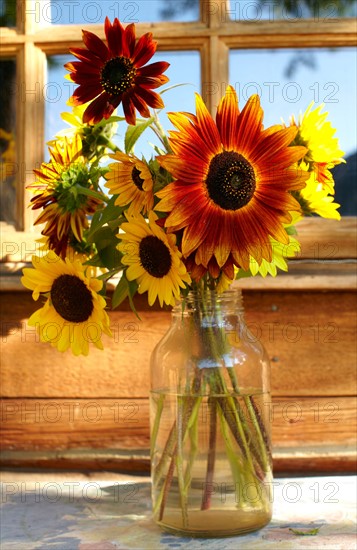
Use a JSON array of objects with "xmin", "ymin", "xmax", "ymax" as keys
[
  {"xmin": 100, "ymin": 56, "xmax": 137, "ymax": 95},
  {"xmin": 206, "ymin": 151, "xmax": 256, "ymax": 210},
  {"xmin": 139, "ymin": 235, "xmax": 172, "ymax": 278},
  {"xmin": 51, "ymin": 274, "xmax": 94, "ymax": 323},
  {"xmin": 131, "ymin": 166, "xmax": 144, "ymax": 190}
]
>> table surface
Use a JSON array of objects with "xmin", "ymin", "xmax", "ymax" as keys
[{"xmin": 1, "ymin": 473, "xmax": 356, "ymax": 550}]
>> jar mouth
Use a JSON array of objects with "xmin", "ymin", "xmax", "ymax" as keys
[{"xmin": 172, "ymin": 287, "xmax": 244, "ymax": 315}]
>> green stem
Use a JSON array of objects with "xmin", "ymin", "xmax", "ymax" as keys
[
  {"xmin": 150, "ymin": 393, "xmax": 165, "ymax": 456},
  {"xmin": 154, "ymin": 422, "xmax": 177, "ymax": 486},
  {"xmin": 217, "ymin": 402, "xmax": 246, "ymax": 504},
  {"xmin": 75, "ymin": 185, "xmax": 109, "ymax": 203},
  {"xmin": 176, "ymin": 396, "xmax": 188, "ymax": 527},
  {"xmin": 250, "ymin": 395, "xmax": 272, "ymax": 464},
  {"xmin": 159, "ymin": 455, "xmax": 175, "ymax": 521},
  {"xmin": 227, "ymin": 367, "xmax": 271, "ymax": 472},
  {"xmin": 152, "ymin": 116, "xmax": 172, "ymax": 153},
  {"xmin": 184, "ymin": 398, "xmax": 201, "ymax": 492},
  {"xmin": 103, "ymin": 138, "xmax": 120, "ymax": 153},
  {"xmin": 244, "ymin": 396, "xmax": 271, "ymax": 472},
  {"xmin": 154, "ymin": 371, "xmax": 202, "ymax": 519},
  {"xmin": 201, "ymin": 396, "xmax": 217, "ymax": 510}
]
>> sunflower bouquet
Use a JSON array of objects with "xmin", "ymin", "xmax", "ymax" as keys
[{"xmin": 21, "ymin": 17, "xmax": 344, "ymax": 536}]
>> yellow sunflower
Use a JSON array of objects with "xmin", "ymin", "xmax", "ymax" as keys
[
  {"xmin": 36, "ymin": 235, "xmax": 103, "ymax": 278},
  {"xmin": 215, "ymin": 270, "xmax": 236, "ymax": 294},
  {"xmin": 105, "ymin": 152, "xmax": 154, "ymax": 215},
  {"xmin": 157, "ymin": 86, "xmax": 308, "ymax": 273},
  {"xmin": 21, "ymin": 251, "xmax": 112, "ymax": 356},
  {"xmin": 47, "ymin": 102, "xmax": 118, "ymax": 161},
  {"xmin": 290, "ymin": 102, "xmax": 345, "ymax": 193},
  {"xmin": 298, "ymin": 162, "xmax": 341, "ymax": 220},
  {"xmin": 118, "ymin": 211, "xmax": 191, "ymax": 306},
  {"xmin": 27, "ymin": 134, "xmax": 102, "ymax": 258},
  {"xmin": 47, "ymin": 104, "xmax": 88, "ymax": 146}
]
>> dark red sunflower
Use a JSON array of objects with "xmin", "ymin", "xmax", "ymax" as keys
[
  {"xmin": 65, "ymin": 17, "xmax": 170, "ymax": 126},
  {"xmin": 156, "ymin": 86, "xmax": 309, "ymax": 273}
]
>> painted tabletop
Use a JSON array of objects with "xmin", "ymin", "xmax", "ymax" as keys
[{"xmin": 1, "ymin": 474, "xmax": 356, "ymax": 549}]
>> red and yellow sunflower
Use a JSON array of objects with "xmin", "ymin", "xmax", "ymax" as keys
[
  {"xmin": 156, "ymin": 86, "xmax": 308, "ymax": 273},
  {"xmin": 65, "ymin": 17, "xmax": 169, "ymax": 126},
  {"xmin": 28, "ymin": 135, "xmax": 102, "ymax": 258}
]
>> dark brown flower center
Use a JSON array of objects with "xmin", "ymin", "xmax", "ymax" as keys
[
  {"xmin": 132, "ymin": 166, "xmax": 144, "ymax": 190},
  {"xmin": 100, "ymin": 56, "xmax": 136, "ymax": 95},
  {"xmin": 139, "ymin": 235, "xmax": 172, "ymax": 278},
  {"xmin": 206, "ymin": 151, "xmax": 256, "ymax": 210},
  {"xmin": 51, "ymin": 274, "xmax": 93, "ymax": 323}
]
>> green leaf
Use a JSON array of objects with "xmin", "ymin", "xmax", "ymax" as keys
[
  {"xmin": 289, "ymin": 527, "xmax": 320, "ymax": 536},
  {"xmin": 98, "ymin": 202, "xmax": 123, "ymax": 226},
  {"xmin": 83, "ymin": 253, "xmax": 102, "ymax": 267},
  {"xmin": 98, "ymin": 245, "xmax": 122, "ymax": 270},
  {"xmin": 111, "ymin": 276, "xmax": 129, "ymax": 309},
  {"xmin": 97, "ymin": 267, "xmax": 124, "ymax": 281},
  {"xmin": 125, "ymin": 117, "xmax": 155, "ymax": 154},
  {"xmin": 88, "ymin": 210, "xmax": 102, "ymax": 234},
  {"xmin": 87, "ymin": 226, "xmax": 114, "ymax": 247},
  {"xmin": 100, "ymin": 115, "xmax": 125, "ymax": 124},
  {"xmin": 286, "ymin": 224, "xmax": 298, "ymax": 235},
  {"xmin": 235, "ymin": 268, "xmax": 254, "ymax": 280},
  {"xmin": 151, "ymin": 143, "xmax": 166, "ymax": 156},
  {"xmin": 87, "ymin": 196, "xmax": 124, "ymax": 241},
  {"xmin": 127, "ymin": 279, "xmax": 141, "ymax": 320}
]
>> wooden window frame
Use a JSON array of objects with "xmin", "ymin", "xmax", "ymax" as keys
[{"xmin": 1, "ymin": 0, "xmax": 356, "ymax": 286}]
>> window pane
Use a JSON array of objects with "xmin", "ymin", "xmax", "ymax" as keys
[
  {"xmin": 226, "ymin": 0, "xmax": 357, "ymax": 21},
  {"xmin": 49, "ymin": 0, "xmax": 199, "ymax": 24},
  {"xmin": 45, "ymin": 51, "xmax": 201, "ymax": 159},
  {"xmin": 128, "ymin": 50, "xmax": 201, "ymax": 158},
  {"xmin": 229, "ymin": 47, "xmax": 357, "ymax": 215},
  {"xmin": 0, "ymin": 0, "xmax": 16, "ymax": 27},
  {"xmin": 0, "ymin": 59, "xmax": 17, "ymax": 226}
]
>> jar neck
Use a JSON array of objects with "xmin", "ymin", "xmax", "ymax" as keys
[{"xmin": 172, "ymin": 287, "xmax": 244, "ymax": 319}]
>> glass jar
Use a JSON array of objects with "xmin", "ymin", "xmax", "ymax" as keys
[{"xmin": 150, "ymin": 288, "xmax": 273, "ymax": 537}]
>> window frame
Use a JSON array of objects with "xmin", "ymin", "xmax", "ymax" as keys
[{"xmin": 0, "ymin": 0, "xmax": 356, "ymax": 278}]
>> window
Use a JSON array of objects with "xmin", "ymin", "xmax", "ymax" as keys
[{"xmin": 1, "ymin": 0, "xmax": 356, "ymax": 267}]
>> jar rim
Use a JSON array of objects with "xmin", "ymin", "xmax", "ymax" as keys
[{"xmin": 172, "ymin": 288, "xmax": 244, "ymax": 315}]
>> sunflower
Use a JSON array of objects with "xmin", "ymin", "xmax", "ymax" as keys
[
  {"xmin": 105, "ymin": 152, "xmax": 154, "ymax": 215},
  {"xmin": 65, "ymin": 17, "xmax": 169, "ymax": 126},
  {"xmin": 156, "ymin": 87, "xmax": 308, "ymax": 273},
  {"xmin": 21, "ymin": 251, "xmax": 112, "ymax": 356},
  {"xmin": 289, "ymin": 102, "xmax": 345, "ymax": 193},
  {"xmin": 47, "ymin": 104, "xmax": 88, "ymax": 146},
  {"xmin": 298, "ymin": 162, "xmax": 341, "ymax": 220},
  {"xmin": 118, "ymin": 212, "xmax": 191, "ymax": 306},
  {"xmin": 244, "ymin": 234, "xmax": 300, "ymax": 278},
  {"xmin": 215, "ymin": 270, "xmax": 236, "ymax": 294},
  {"xmin": 47, "ymin": 102, "xmax": 119, "ymax": 161},
  {"xmin": 27, "ymin": 134, "xmax": 102, "ymax": 258}
]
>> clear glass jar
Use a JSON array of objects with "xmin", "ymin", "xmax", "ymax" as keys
[{"xmin": 150, "ymin": 288, "xmax": 273, "ymax": 537}]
